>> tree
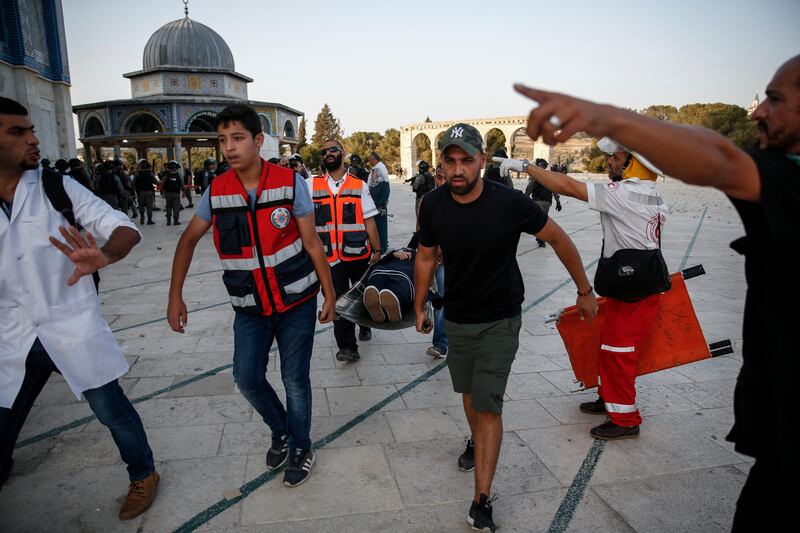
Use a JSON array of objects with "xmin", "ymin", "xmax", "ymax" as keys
[
  {"xmin": 675, "ymin": 103, "xmax": 757, "ymax": 148},
  {"xmin": 300, "ymin": 143, "xmax": 322, "ymax": 174},
  {"xmin": 296, "ymin": 117, "xmax": 307, "ymax": 152},
  {"xmin": 641, "ymin": 105, "xmax": 678, "ymax": 122},
  {"xmin": 377, "ymin": 128, "xmax": 401, "ymax": 173},
  {"xmin": 343, "ymin": 131, "xmax": 383, "ymax": 161},
  {"xmin": 311, "ymin": 104, "xmax": 343, "ymax": 146},
  {"xmin": 580, "ymin": 140, "xmax": 607, "ymax": 173}
]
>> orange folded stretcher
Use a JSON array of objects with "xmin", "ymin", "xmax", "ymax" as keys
[{"xmin": 552, "ymin": 265, "xmax": 733, "ymax": 391}]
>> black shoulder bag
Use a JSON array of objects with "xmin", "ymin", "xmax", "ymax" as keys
[
  {"xmin": 42, "ymin": 169, "xmax": 101, "ymax": 292},
  {"xmin": 593, "ymin": 217, "xmax": 671, "ymax": 302}
]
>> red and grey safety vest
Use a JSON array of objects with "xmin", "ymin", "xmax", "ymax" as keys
[
  {"xmin": 311, "ymin": 173, "xmax": 371, "ymax": 266},
  {"xmin": 210, "ymin": 160, "xmax": 319, "ymax": 315}
]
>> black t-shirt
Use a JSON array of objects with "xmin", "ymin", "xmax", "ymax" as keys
[
  {"xmin": 727, "ymin": 149, "xmax": 799, "ymax": 462},
  {"xmin": 418, "ymin": 180, "xmax": 548, "ymax": 323}
]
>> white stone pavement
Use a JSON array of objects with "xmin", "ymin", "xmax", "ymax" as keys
[{"xmin": 0, "ymin": 177, "xmax": 751, "ymax": 532}]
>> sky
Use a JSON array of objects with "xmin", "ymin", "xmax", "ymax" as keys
[{"xmin": 63, "ymin": 0, "xmax": 800, "ymax": 136}]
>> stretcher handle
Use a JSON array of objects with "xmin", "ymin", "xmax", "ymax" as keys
[
  {"xmin": 682, "ymin": 264, "xmax": 705, "ymax": 280},
  {"xmin": 709, "ymin": 339, "xmax": 733, "ymax": 357}
]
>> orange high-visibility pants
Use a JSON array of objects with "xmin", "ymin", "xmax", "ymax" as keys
[{"xmin": 598, "ymin": 294, "xmax": 660, "ymax": 427}]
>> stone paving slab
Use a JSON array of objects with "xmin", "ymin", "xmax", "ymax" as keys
[{"xmin": 2, "ymin": 180, "xmax": 758, "ymax": 532}]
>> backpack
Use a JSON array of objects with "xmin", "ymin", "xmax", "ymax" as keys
[{"xmin": 41, "ymin": 169, "xmax": 101, "ymax": 292}]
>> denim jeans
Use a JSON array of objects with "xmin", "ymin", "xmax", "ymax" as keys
[
  {"xmin": 0, "ymin": 339, "xmax": 155, "ymax": 484},
  {"xmin": 232, "ymin": 297, "xmax": 316, "ymax": 451},
  {"xmin": 432, "ymin": 265, "xmax": 448, "ymax": 350}
]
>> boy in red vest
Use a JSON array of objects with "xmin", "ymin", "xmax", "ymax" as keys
[{"xmin": 168, "ymin": 104, "xmax": 335, "ymax": 487}]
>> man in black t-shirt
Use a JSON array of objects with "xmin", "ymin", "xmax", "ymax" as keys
[
  {"xmin": 413, "ymin": 123, "xmax": 598, "ymax": 533},
  {"xmin": 514, "ymin": 54, "xmax": 800, "ymax": 532}
]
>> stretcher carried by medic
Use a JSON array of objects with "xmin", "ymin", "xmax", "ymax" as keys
[
  {"xmin": 548, "ymin": 264, "xmax": 733, "ymax": 391},
  {"xmin": 335, "ymin": 248, "xmax": 440, "ymax": 331}
]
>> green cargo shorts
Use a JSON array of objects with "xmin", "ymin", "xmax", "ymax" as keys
[{"xmin": 444, "ymin": 315, "xmax": 521, "ymax": 414}]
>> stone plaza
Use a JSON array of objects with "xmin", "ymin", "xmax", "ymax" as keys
[{"xmin": 0, "ymin": 177, "xmax": 751, "ymax": 532}]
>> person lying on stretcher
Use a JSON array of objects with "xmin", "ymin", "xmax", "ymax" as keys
[{"xmin": 363, "ymin": 248, "xmax": 416, "ymax": 322}]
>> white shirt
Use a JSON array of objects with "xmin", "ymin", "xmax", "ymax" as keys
[
  {"xmin": 0, "ymin": 169, "xmax": 141, "ymax": 407},
  {"xmin": 305, "ymin": 173, "xmax": 378, "ymax": 218},
  {"xmin": 586, "ymin": 178, "xmax": 667, "ymax": 257}
]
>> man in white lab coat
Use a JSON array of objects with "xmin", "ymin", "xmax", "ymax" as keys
[{"xmin": 0, "ymin": 97, "xmax": 159, "ymax": 520}]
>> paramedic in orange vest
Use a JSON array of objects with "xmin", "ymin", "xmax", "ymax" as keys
[
  {"xmin": 494, "ymin": 138, "xmax": 667, "ymax": 441},
  {"xmin": 307, "ymin": 139, "xmax": 382, "ymax": 362},
  {"xmin": 167, "ymin": 104, "xmax": 335, "ymax": 488}
]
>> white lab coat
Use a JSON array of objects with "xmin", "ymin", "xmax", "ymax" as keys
[{"xmin": 0, "ymin": 169, "xmax": 140, "ymax": 408}]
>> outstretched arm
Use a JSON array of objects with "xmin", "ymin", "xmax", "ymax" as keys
[
  {"xmin": 514, "ymin": 84, "xmax": 760, "ymax": 202},
  {"xmin": 496, "ymin": 158, "xmax": 587, "ymax": 202},
  {"xmin": 49, "ymin": 225, "xmax": 140, "ymax": 286}
]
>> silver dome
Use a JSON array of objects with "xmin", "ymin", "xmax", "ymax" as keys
[{"xmin": 142, "ymin": 17, "xmax": 235, "ymax": 72}]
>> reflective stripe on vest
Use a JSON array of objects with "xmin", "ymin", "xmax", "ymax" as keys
[
  {"xmin": 210, "ymin": 161, "xmax": 319, "ymax": 316},
  {"xmin": 211, "ymin": 194, "xmax": 248, "ymax": 209},
  {"xmin": 219, "ymin": 238, "xmax": 304, "ymax": 271},
  {"xmin": 257, "ymin": 186, "xmax": 294, "ymax": 205}
]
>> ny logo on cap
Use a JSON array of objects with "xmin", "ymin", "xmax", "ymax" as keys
[{"xmin": 450, "ymin": 127, "xmax": 464, "ymax": 139}]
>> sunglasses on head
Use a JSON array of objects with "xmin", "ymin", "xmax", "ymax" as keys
[{"xmin": 320, "ymin": 146, "xmax": 342, "ymax": 156}]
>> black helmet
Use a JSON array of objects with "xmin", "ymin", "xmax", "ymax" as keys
[
  {"xmin": 54, "ymin": 159, "xmax": 69, "ymax": 172},
  {"xmin": 350, "ymin": 154, "xmax": 363, "ymax": 166},
  {"xmin": 418, "ymin": 161, "xmax": 430, "ymax": 173},
  {"xmin": 535, "ymin": 158, "xmax": 548, "ymax": 169}
]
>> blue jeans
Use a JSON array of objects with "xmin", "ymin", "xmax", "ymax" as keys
[
  {"xmin": 433, "ymin": 265, "xmax": 448, "ymax": 350},
  {"xmin": 232, "ymin": 297, "xmax": 316, "ymax": 451},
  {"xmin": 0, "ymin": 339, "xmax": 155, "ymax": 484}
]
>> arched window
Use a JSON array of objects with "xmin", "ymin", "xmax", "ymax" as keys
[
  {"xmin": 84, "ymin": 116, "xmax": 105, "ymax": 137},
  {"xmin": 283, "ymin": 119, "xmax": 295, "ymax": 139},
  {"xmin": 259, "ymin": 114, "xmax": 273, "ymax": 136},
  {"xmin": 126, "ymin": 113, "xmax": 164, "ymax": 134}
]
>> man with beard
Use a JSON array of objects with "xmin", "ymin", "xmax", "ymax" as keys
[
  {"xmin": 0, "ymin": 97, "xmax": 159, "ymax": 519},
  {"xmin": 513, "ymin": 54, "xmax": 800, "ymax": 532},
  {"xmin": 308, "ymin": 139, "xmax": 382, "ymax": 361},
  {"xmin": 495, "ymin": 137, "xmax": 668, "ymax": 441},
  {"xmin": 413, "ymin": 123, "xmax": 598, "ymax": 532}
]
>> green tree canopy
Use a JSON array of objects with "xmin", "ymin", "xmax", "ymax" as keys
[
  {"xmin": 343, "ymin": 131, "xmax": 383, "ymax": 161},
  {"xmin": 311, "ymin": 104, "xmax": 343, "ymax": 146},
  {"xmin": 377, "ymin": 128, "xmax": 401, "ymax": 173}
]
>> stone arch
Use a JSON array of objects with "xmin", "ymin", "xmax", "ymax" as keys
[
  {"xmin": 83, "ymin": 115, "xmax": 105, "ymax": 137},
  {"xmin": 123, "ymin": 111, "xmax": 166, "ymax": 134},
  {"xmin": 283, "ymin": 119, "xmax": 295, "ymax": 139},
  {"xmin": 484, "ymin": 128, "xmax": 507, "ymax": 156},
  {"xmin": 510, "ymin": 127, "xmax": 534, "ymax": 159},
  {"xmin": 432, "ymin": 131, "xmax": 447, "ymax": 168},
  {"xmin": 185, "ymin": 111, "xmax": 217, "ymax": 132},
  {"xmin": 411, "ymin": 132, "xmax": 433, "ymax": 169},
  {"xmin": 259, "ymin": 114, "xmax": 273, "ymax": 136}
]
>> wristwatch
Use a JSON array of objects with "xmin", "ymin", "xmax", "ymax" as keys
[{"xmin": 521, "ymin": 159, "xmax": 531, "ymax": 173}]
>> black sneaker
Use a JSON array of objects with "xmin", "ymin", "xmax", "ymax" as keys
[
  {"xmin": 358, "ymin": 327, "xmax": 372, "ymax": 341},
  {"xmin": 590, "ymin": 419, "xmax": 640, "ymax": 440},
  {"xmin": 266, "ymin": 433, "xmax": 288, "ymax": 469},
  {"xmin": 283, "ymin": 449, "xmax": 315, "ymax": 487},
  {"xmin": 579, "ymin": 397, "xmax": 607, "ymax": 415},
  {"xmin": 458, "ymin": 437, "xmax": 475, "ymax": 472},
  {"xmin": 335, "ymin": 348, "xmax": 360, "ymax": 362},
  {"xmin": 467, "ymin": 493, "xmax": 497, "ymax": 532}
]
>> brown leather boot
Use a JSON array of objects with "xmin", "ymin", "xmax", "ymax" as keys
[{"xmin": 119, "ymin": 471, "xmax": 159, "ymax": 520}]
